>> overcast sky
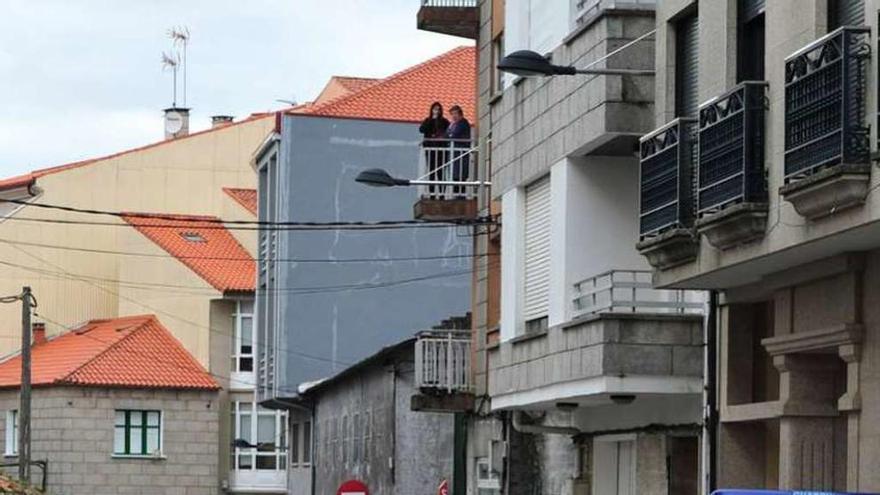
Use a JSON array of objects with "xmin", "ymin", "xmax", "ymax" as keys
[{"xmin": 0, "ymin": 0, "xmax": 469, "ymax": 177}]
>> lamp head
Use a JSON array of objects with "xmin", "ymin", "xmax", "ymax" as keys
[
  {"xmin": 497, "ymin": 50, "xmax": 577, "ymax": 77},
  {"xmin": 355, "ymin": 168, "xmax": 409, "ymax": 188}
]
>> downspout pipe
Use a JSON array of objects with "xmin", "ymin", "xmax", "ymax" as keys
[{"xmin": 511, "ymin": 411, "xmax": 580, "ymax": 436}]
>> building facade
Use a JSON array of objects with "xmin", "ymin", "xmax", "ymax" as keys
[{"xmin": 639, "ymin": 0, "xmax": 880, "ymax": 491}]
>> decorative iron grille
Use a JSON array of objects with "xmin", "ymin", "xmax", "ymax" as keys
[
  {"xmin": 784, "ymin": 26, "xmax": 870, "ymax": 182},
  {"xmin": 639, "ymin": 118, "xmax": 698, "ymax": 238},
  {"xmin": 697, "ymin": 81, "xmax": 768, "ymax": 216}
]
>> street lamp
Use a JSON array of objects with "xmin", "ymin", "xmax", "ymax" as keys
[
  {"xmin": 497, "ymin": 29, "xmax": 656, "ymax": 78},
  {"xmin": 355, "ymin": 168, "xmax": 491, "ymax": 188}
]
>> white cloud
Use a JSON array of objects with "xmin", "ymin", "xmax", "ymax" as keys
[{"xmin": 0, "ymin": 0, "xmax": 470, "ymax": 175}]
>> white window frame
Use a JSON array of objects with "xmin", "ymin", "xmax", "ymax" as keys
[
  {"xmin": 231, "ymin": 299, "xmax": 256, "ymax": 390},
  {"xmin": 5, "ymin": 410, "xmax": 17, "ymax": 456},
  {"xmin": 231, "ymin": 401, "xmax": 288, "ymax": 472},
  {"xmin": 112, "ymin": 409, "xmax": 163, "ymax": 458}
]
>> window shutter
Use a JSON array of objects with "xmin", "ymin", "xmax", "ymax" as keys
[
  {"xmin": 829, "ymin": 0, "xmax": 865, "ymax": 29},
  {"xmin": 675, "ymin": 13, "xmax": 700, "ymax": 118},
  {"xmin": 523, "ymin": 176, "xmax": 551, "ymax": 323}
]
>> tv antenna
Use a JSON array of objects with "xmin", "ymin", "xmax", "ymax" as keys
[
  {"xmin": 161, "ymin": 51, "xmax": 180, "ymax": 107},
  {"xmin": 168, "ymin": 26, "xmax": 191, "ymax": 106}
]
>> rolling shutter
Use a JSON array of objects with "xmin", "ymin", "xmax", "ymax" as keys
[
  {"xmin": 675, "ymin": 13, "xmax": 700, "ymax": 118},
  {"xmin": 829, "ymin": 0, "xmax": 865, "ymax": 29},
  {"xmin": 523, "ymin": 176, "xmax": 551, "ymax": 323},
  {"xmin": 739, "ymin": 0, "xmax": 765, "ymax": 22}
]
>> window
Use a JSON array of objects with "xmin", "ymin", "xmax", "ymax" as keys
[
  {"xmin": 737, "ymin": 0, "xmax": 765, "ymax": 82},
  {"xmin": 491, "ymin": 34, "xmax": 505, "ymax": 95},
  {"xmin": 290, "ymin": 420, "xmax": 312, "ymax": 467},
  {"xmin": 302, "ymin": 421, "xmax": 311, "ymax": 465},
  {"xmin": 476, "ymin": 457, "xmax": 501, "ymax": 495},
  {"xmin": 232, "ymin": 300, "xmax": 255, "ymax": 374},
  {"xmin": 504, "ymin": 0, "xmax": 570, "ymax": 85},
  {"xmin": 5, "ymin": 410, "xmax": 17, "ymax": 456},
  {"xmin": 231, "ymin": 401, "xmax": 287, "ymax": 471},
  {"xmin": 291, "ymin": 421, "xmax": 300, "ymax": 466},
  {"xmin": 114, "ymin": 410, "xmax": 161, "ymax": 456},
  {"xmin": 674, "ymin": 11, "xmax": 700, "ymax": 118},
  {"xmin": 523, "ymin": 175, "xmax": 551, "ymax": 331}
]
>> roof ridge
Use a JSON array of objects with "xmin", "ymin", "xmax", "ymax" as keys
[
  {"xmin": 54, "ymin": 316, "xmax": 153, "ymax": 385},
  {"xmin": 297, "ymin": 46, "xmax": 473, "ymax": 116}
]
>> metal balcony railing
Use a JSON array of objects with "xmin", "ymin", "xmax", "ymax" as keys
[
  {"xmin": 784, "ymin": 26, "xmax": 871, "ymax": 182},
  {"xmin": 418, "ymin": 139, "xmax": 480, "ymax": 200},
  {"xmin": 414, "ymin": 331, "xmax": 471, "ymax": 393},
  {"xmin": 571, "ymin": 270, "xmax": 704, "ymax": 318},
  {"xmin": 697, "ymin": 81, "xmax": 768, "ymax": 216},
  {"xmin": 420, "ymin": 0, "xmax": 477, "ymax": 6},
  {"xmin": 639, "ymin": 118, "xmax": 698, "ymax": 238}
]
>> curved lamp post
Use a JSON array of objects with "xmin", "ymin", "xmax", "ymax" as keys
[
  {"xmin": 497, "ymin": 29, "xmax": 656, "ymax": 78},
  {"xmin": 355, "ymin": 168, "xmax": 491, "ymax": 188}
]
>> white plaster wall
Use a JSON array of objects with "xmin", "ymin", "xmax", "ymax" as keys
[{"xmin": 501, "ymin": 187, "xmax": 525, "ymax": 341}]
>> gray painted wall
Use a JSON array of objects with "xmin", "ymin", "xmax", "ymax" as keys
[
  {"xmin": 261, "ymin": 114, "xmax": 472, "ymax": 398},
  {"xmin": 307, "ymin": 345, "xmax": 454, "ymax": 495}
]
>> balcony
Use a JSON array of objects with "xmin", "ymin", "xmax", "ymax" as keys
[
  {"xmin": 411, "ymin": 330, "xmax": 475, "ymax": 412},
  {"xmin": 487, "ymin": 269, "xmax": 704, "ymax": 411},
  {"xmin": 781, "ymin": 26, "xmax": 871, "ymax": 220},
  {"xmin": 413, "ymin": 139, "xmax": 481, "ymax": 221},
  {"xmin": 636, "ymin": 118, "xmax": 699, "ymax": 269},
  {"xmin": 416, "ymin": 0, "xmax": 478, "ymax": 40},
  {"xmin": 573, "ymin": 0, "xmax": 655, "ymax": 29},
  {"xmin": 695, "ymin": 81, "xmax": 769, "ymax": 249}
]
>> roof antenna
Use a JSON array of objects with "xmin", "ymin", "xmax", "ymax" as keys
[
  {"xmin": 161, "ymin": 51, "xmax": 180, "ymax": 107},
  {"xmin": 168, "ymin": 26, "xmax": 191, "ymax": 107}
]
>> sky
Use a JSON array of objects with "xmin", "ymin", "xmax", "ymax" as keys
[{"xmin": 0, "ymin": 0, "xmax": 469, "ymax": 177}]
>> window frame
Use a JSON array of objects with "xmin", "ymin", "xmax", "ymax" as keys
[
  {"xmin": 231, "ymin": 299, "xmax": 256, "ymax": 374},
  {"xmin": 113, "ymin": 409, "xmax": 163, "ymax": 458},
  {"xmin": 231, "ymin": 401, "xmax": 288, "ymax": 472}
]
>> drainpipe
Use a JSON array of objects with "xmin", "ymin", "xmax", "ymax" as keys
[
  {"xmin": 511, "ymin": 411, "xmax": 580, "ymax": 436},
  {"xmin": 705, "ymin": 290, "xmax": 719, "ymax": 493}
]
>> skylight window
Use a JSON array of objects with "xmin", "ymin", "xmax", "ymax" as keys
[{"xmin": 180, "ymin": 231, "xmax": 207, "ymax": 243}]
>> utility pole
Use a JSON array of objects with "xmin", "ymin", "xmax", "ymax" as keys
[{"xmin": 19, "ymin": 286, "xmax": 32, "ymax": 483}]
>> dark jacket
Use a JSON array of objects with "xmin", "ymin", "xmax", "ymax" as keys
[
  {"xmin": 445, "ymin": 118, "xmax": 471, "ymax": 146},
  {"xmin": 419, "ymin": 117, "xmax": 450, "ymax": 146}
]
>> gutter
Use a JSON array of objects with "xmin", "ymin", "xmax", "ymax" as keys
[{"xmin": 510, "ymin": 411, "xmax": 580, "ymax": 436}]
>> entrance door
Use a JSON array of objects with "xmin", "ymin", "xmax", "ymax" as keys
[{"xmin": 592, "ymin": 435, "xmax": 636, "ymax": 495}]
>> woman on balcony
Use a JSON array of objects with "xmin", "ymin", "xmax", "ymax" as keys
[
  {"xmin": 446, "ymin": 105, "xmax": 471, "ymax": 198},
  {"xmin": 419, "ymin": 102, "xmax": 450, "ymax": 197}
]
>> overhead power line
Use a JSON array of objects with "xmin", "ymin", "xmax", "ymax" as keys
[
  {"xmin": 0, "ymin": 198, "xmax": 497, "ymax": 230},
  {"xmin": 0, "ymin": 236, "xmax": 496, "ymax": 264}
]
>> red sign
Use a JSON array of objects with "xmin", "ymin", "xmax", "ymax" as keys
[
  {"xmin": 337, "ymin": 480, "xmax": 368, "ymax": 495},
  {"xmin": 438, "ymin": 479, "xmax": 449, "ymax": 495}
]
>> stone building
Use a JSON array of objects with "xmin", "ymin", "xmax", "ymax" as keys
[
  {"xmin": 416, "ymin": 1, "xmax": 708, "ymax": 494},
  {"xmin": 0, "ymin": 315, "xmax": 220, "ymax": 495},
  {"xmin": 639, "ymin": 0, "xmax": 880, "ymax": 491},
  {"xmin": 289, "ymin": 335, "xmax": 458, "ymax": 495}
]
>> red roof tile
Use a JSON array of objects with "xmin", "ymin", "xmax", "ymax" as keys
[
  {"xmin": 122, "ymin": 213, "xmax": 256, "ymax": 292},
  {"xmin": 223, "ymin": 187, "xmax": 257, "ymax": 216},
  {"xmin": 294, "ymin": 46, "xmax": 476, "ymax": 123},
  {"xmin": 0, "ymin": 315, "xmax": 218, "ymax": 390}
]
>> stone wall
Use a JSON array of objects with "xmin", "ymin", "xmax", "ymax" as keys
[
  {"xmin": 488, "ymin": 314, "xmax": 703, "ymax": 398},
  {"xmin": 0, "ymin": 387, "xmax": 219, "ymax": 495}
]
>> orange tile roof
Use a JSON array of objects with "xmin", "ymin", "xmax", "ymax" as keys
[
  {"xmin": 0, "ymin": 315, "xmax": 218, "ymax": 390},
  {"xmin": 122, "ymin": 213, "xmax": 256, "ymax": 292},
  {"xmin": 335, "ymin": 76, "xmax": 380, "ymax": 94},
  {"xmin": 223, "ymin": 187, "xmax": 257, "ymax": 216},
  {"xmin": 294, "ymin": 46, "xmax": 476, "ymax": 123}
]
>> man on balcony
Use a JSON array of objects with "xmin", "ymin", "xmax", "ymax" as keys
[{"xmin": 446, "ymin": 104, "xmax": 471, "ymax": 197}]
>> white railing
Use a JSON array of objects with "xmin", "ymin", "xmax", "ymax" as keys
[
  {"xmin": 421, "ymin": 0, "xmax": 477, "ymax": 6},
  {"xmin": 418, "ymin": 139, "xmax": 480, "ymax": 200},
  {"xmin": 415, "ymin": 331, "xmax": 472, "ymax": 393},
  {"xmin": 571, "ymin": 269, "xmax": 703, "ymax": 318}
]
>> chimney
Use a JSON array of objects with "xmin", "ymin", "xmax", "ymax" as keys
[
  {"xmin": 211, "ymin": 115, "xmax": 235, "ymax": 128},
  {"xmin": 163, "ymin": 107, "xmax": 191, "ymax": 139},
  {"xmin": 32, "ymin": 321, "xmax": 46, "ymax": 346}
]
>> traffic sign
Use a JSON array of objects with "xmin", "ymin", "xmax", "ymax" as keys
[{"xmin": 338, "ymin": 479, "xmax": 368, "ymax": 495}]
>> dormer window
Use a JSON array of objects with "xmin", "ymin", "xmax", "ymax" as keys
[{"xmin": 180, "ymin": 231, "xmax": 206, "ymax": 243}]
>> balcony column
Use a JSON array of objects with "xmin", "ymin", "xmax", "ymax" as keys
[
  {"xmin": 548, "ymin": 158, "xmax": 569, "ymax": 327},
  {"xmin": 500, "ymin": 187, "xmax": 525, "ymax": 341}
]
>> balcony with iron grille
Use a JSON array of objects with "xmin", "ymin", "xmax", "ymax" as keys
[
  {"xmin": 636, "ymin": 118, "xmax": 700, "ymax": 270},
  {"xmin": 413, "ymin": 139, "xmax": 482, "ymax": 221},
  {"xmin": 780, "ymin": 26, "xmax": 871, "ymax": 220},
  {"xmin": 416, "ymin": 0, "xmax": 478, "ymax": 40},
  {"xmin": 411, "ymin": 329, "xmax": 475, "ymax": 412},
  {"xmin": 694, "ymin": 81, "xmax": 769, "ymax": 250}
]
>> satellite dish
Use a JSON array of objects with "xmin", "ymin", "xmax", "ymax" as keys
[{"xmin": 165, "ymin": 111, "xmax": 184, "ymax": 134}]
